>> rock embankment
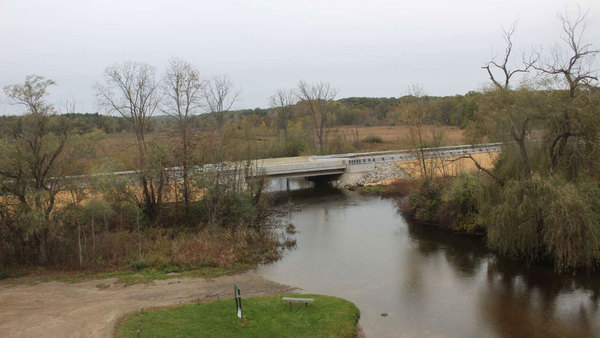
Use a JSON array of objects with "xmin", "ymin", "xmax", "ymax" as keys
[{"xmin": 335, "ymin": 162, "xmax": 411, "ymax": 188}]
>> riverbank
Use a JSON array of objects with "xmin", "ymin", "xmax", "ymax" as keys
[
  {"xmin": 0, "ymin": 225, "xmax": 285, "ymax": 282},
  {"xmin": 357, "ymin": 176, "xmax": 485, "ymax": 236}
]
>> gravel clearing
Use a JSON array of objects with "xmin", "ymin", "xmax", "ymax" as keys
[{"xmin": 0, "ymin": 271, "xmax": 296, "ymax": 338}]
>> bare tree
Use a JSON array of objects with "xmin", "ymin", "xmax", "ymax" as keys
[
  {"xmin": 202, "ymin": 75, "xmax": 240, "ymax": 158},
  {"xmin": 532, "ymin": 7, "xmax": 599, "ymax": 168},
  {"xmin": 161, "ymin": 58, "xmax": 204, "ymax": 206},
  {"xmin": 402, "ymin": 84, "xmax": 441, "ymax": 180},
  {"xmin": 270, "ymin": 89, "xmax": 296, "ymax": 148},
  {"xmin": 95, "ymin": 62, "xmax": 163, "ymax": 217},
  {"xmin": 482, "ymin": 22, "xmax": 535, "ymax": 91},
  {"xmin": 535, "ymin": 8, "xmax": 599, "ymax": 97},
  {"xmin": 295, "ymin": 81, "xmax": 337, "ymax": 154},
  {"xmin": 480, "ymin": 23, "xmax": 536, "ymax": 178}
]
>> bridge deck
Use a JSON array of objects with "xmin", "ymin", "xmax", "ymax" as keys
[{"xmin": 252, "ymin": 143, "xmax": 501, "ymax": 179}]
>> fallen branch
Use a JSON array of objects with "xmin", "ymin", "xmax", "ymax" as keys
[{"xmin": 448, "ymin": 155, "xmax": 504, "ymax": 187}]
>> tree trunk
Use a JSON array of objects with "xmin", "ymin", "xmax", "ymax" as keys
[
  {"xmin": 417, "ymin": 125, "xmax": 428, "ymax": 179},
  {"xmin": 91, "ymin": 215, "xmax": 96, "ymax": 268},
  {"xmin": 36, "ymin": 230, "xmax": 49, "ymax": 266},
  {"xmin": 77, "ymin": 219, "xmax": 82, "ymax": 268},
  {"xmin": 136, "ymin": 209, "xmax": 142, "ymax": 261},
  {"xmin": 182, "ymin": 126, "xmax": 190, "ymax": 206}
]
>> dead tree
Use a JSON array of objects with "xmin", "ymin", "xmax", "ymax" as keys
[
  {"xmin": 161, "ymin": 58, "xmax": 204, "ymax": 206},
  {"xmin": 96, "ymin": 62, "xmax": 164, "ymax": 217},
  {"xmin": 270, "ymin": 89, "xmax": 296, "ymax": 148},
  {"xmin": 295, "ymin": 81, "xmax": 337, "ymax": 154},
  {"xmin": 481, "ymin": 23, "xmax": 535, "ymax": 178},
  {"xmin": 482, "ymin": 22, "xmax": 534, "ymax": 91},
  {"xmin": 532, "ymin": 8, "xmax": 599, "ymax": 168},
  {"xmin": 202, "ymin": 75, "xmax": 240, "ymax": 159}
]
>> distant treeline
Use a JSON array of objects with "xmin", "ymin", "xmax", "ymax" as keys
[
  {"xmin": 1, "ymin": 94, "xmax": 479, "ymax": 137},
  {"xmin": 0, "ymin": 113, "xmax": 131, "ymax": 135}
]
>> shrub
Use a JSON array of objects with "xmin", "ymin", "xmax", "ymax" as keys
[
  {"xmin": 267, "ymin": 138, "xmax": 306, "ymax": 157},
  {"xmin": 383, "ymin": 179, "xmax": 414, "ymax": 196},
  {"xmin": 128, "ymin": 259, "xmax": 148, "ymax": 271},
  {"xmin": 442, "ymin": 173, "xmax": 483, "ymax": 233},
  {"xmin": 362, "ymin": 135, "xmax": 384, "ymax": 144},
  {"xmin": 327, "ymin": 136, "xmax": 356, "ymax": 154},
  {"xmin": 405, "ymin": 178, "xmax": 445, "ymax": 224}
]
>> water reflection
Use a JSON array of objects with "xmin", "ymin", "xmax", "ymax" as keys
[
  {"xmin": 406, "ymin": 221, "xmax": 489, "ymax": 277},
  {"xmin": 407, "ymin": 220, "xmax": 600, "ymax": 337},
  {"xmin": 480, "ymin": 257, "xmax": 600, "ymax": 337},
  {"xmin": 258, "ymin": 179, "xmax": 600, "ymax": 337}
]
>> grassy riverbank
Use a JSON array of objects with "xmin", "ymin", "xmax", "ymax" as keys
[
  {"xmin": 117, "ymin": 294, "xmax": 360, "ymax": 338},
  {"xmin": 0, "ymin": 264, "xmax": 250, "ymax": 286}
]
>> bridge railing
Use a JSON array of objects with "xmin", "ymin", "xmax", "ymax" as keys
[
  {"xmin": 314, "ymin": 142, "xmax": 503, "ymax": 161},
  {"xmin": 346, "ymin": 143, "xmax": 502, "ymax": 165}
]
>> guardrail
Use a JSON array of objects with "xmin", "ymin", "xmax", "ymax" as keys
[
  {"xmin": 313, "ymin": 142, "xmax": 503, "ymax": 161},
  {"xmin": 348, "ymin": 145, "xmax": 502, "ymax": 165}
]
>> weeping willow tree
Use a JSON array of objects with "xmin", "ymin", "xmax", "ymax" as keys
[
  {"xmin": 483, "ymin": 175, "xmax": 600, "ymax": 272},
  {"xmin": 473, "ymin": 9, "xmax": 600, "ymax": 273}
]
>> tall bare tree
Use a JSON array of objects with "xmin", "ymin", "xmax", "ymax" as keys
[
  {"xmin": 270, "ymin": 89, "xmax": 296, "ymax": 148},
  {"xmin": 295, "ymin": 81, "xmax": 337, "ymax": 154},
  {"xmin": 480, "ymin": 23, "xmax": 536, "ymax": 179},
  {"xmin": 203, "ymin": 75, "xmax": 240, "ymax": 158},
  {"xmin": 532, "ymin": 8, "xmax": 599, "ymax": 168},
  {"xmin": 161, "ymin": 58, "xmax": 204, "ymax": 206},
  {"xmin": 402, "ymin": 84, "xmax": 432, "ymax": 179},
  {"xmin": 95, "ymin": 62, "xmax": 163, "ymax": 217},
  {"xmin": 482, "ymin": 22, "xmax": 534, "ymax": 91}
]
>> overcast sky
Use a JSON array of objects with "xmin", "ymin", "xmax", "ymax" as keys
[{"xmin": 1, "ymin": 0, "xmax": 598, "ymax": 115}]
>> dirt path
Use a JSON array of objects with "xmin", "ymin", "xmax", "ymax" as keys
[{"xmin": 0, "ymin": 272, "xmax": 297, "ymax": 337}]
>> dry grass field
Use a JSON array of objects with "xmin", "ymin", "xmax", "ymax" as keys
[
  {"xmin": 330, "ymin": 125, "xmax": 466, "ymax": 150},
  {"xmin": 364, "ymin": 152, "xmax": 499, "ymax": 186},
  {"xmin": 94, "ymin": 125, "xmax": 467, "ymax": 168},
  {"xmin": 397, "ymin": 152, "xmax": 499, "ymax": 179}
]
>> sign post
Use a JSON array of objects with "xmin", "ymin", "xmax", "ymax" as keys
[{"xmin": 234, "ymin": 284, "xmax": 243, "ymax": 319}]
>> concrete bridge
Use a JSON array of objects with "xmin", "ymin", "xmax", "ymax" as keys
[
  {"xmin": 254, "ymin": 143, "xmax": 501, "ymax": 180},
  {"xmin": 44, "ymin": 143, "xmax": 500, "ymax": 186}
]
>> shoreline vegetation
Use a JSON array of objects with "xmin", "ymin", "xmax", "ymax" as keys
[
  {"xmin": 0, "ymin": 191, "xmax": 300, "ymax": 283},
  {"xmin": 0, "ymin": 200, "xmax": 298, "ymax": 283},
  {"xmin": 358, "ymin": 165, "xmax": 600, "ymax": 274}
]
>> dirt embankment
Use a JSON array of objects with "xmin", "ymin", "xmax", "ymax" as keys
[{"xmin": 0, "ymin": 272, "xmax": 296, "ymax": 338}]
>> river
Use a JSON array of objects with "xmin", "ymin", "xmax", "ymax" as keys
[{"xmin": 256, "ymin": 179, "xmax": 600, "ymax": 337}]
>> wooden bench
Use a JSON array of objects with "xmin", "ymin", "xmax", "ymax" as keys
[{"xmin": 282, "ymin": 297, "xmax": 315, "ymax": 307}]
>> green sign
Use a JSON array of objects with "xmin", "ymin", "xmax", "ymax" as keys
[{"xmin": 234, "ymin": 284, "xmax": 243, "ymax": 319}]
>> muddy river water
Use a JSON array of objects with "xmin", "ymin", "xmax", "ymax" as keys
[{"xmin": 256, "ymin": 180, "xmax": 600, "ymax": 337}]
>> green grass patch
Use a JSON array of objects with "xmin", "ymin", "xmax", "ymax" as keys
[
  {"xmin": 362, "ymin": 135, "xmax": 384, "ymax": 144},
  {"xmin": 355, "ymin": 184, "xmax": 388, "ymax": 194},
  {"xmin": 117, "ymin": 294, "xmax": 360, "ymax": 338},
  {"xmin": 24, "ymin": 264, "xmax": 252, "ymax": 285}
]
